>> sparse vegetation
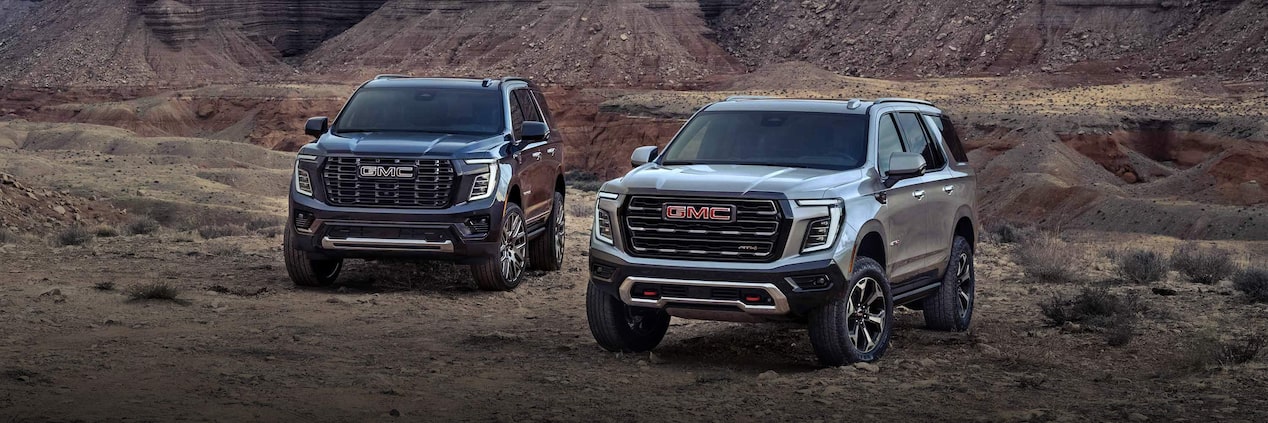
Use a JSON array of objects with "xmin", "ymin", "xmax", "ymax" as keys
[
  {"xmin": 565, "ymin": 170, "xmax": 605, "ymax": 192},
  {"xmin": 246, "ymin": 215, "xmax": 284, "ymax": 231},
  {"xmin": 1233, "ymin": 268, "xmax": 1268, "ymax": 303},
  {"xmin": 1171, "ymin": 243, "xmax": 1237, "ymax": 285},
  {"xmin": 209, "ymin": 243, "xmax": 244, "ymax": 257},
  {"xmin": 0, "ymin": 228, "xmax": 13, "ymax": 244},
  {"xmin": 569, "ymin": 202, "xmax": 593, "ymax": 218},
  {"xmin": 1116, "ymin": 250, "xmax": 1168, "ymax": 284},
  {"xmin": 126, "ymin": 282, "xmax": 181, "ymax": 302},
  {"xmin": 1040, "ymin": 286, "xmax": 1144, "ymax": 345},
  {"xmin": 93, "ymin": 281, "xmax": 115, "ymax": 291},
  {"xmin": 125, "ymin": 216, "xmax": 161, "ymax": 235},
  {"xmin": 1040, "ymin": 286, "xmax": 1143, "ymax": 327},
  {"xmin": 198, "ymin": 224, "xmax": 247, "ymax": 239},
  {"xmin": 93, "ymin": 225, "xmax": 119, "ymax": 238},
  {"xmin": 988, "ymin": 221, "xmax": 1034, "ymax": 244},
  {"xmin": 1182, "ymin": 335, "xmax": 1265, "ymax": 369},
  {"xmin": 1017, "ymin": 234, "xmax": 1081, "ymax": 283},
  {"xmin": 54, "ymin": 226, "xmax": 94, "ymax": 246}
]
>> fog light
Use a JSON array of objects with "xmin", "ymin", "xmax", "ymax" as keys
[
  {"xmin": 787, "ymin": 275, "xmax": 832, "ymax": 291},
  {"xmin": 294, "ymin": 211, "xmax": 314, "ymax": 230},
  {"xmin": 465, "ymin": 216, "xmax": 491, "ymax": 235},
  {"xmin": 591, "ymin": 263, "xmax": 615, "ymax": 280}
]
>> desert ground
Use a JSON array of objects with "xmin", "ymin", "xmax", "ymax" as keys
[{"xmin": 1, "ymin": 183, "xmax": 1267, "ymax": 422}]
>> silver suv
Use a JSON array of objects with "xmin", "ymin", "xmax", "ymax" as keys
[{"xmin": 586, "ymin": 97, "xmax": 978, "ymax": 366}]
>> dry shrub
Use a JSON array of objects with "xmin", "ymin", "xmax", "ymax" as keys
[
  {"xmin": 1171, "ymin": 243, "xmax": 1237, "ymax": 285},
  {"xmin": 1041, "ymin": 286, "xmax": 1144, "ymax": 346},
  {"xmin": 1233, "ymin": 268, "xmax": 1268, "ymax": 303},
  {"xmin": 569, "ymin": 202, "xmax": 593, "ymax": 218},
  {"xmin": 988, "ymin": 221, "xmax": 1035, "ymax": 244},
  {"xmin": 1182, "ymin": 335, "xmax": 1265, "ymax": 369},
  {"xmin": 127, "ymin": 282, "xmax": 181, "ymax": 302},
  {"xmin": 93, "ymin": 225, "xmax": 119, "ymax": 238},
  {"xmin": 125, "ymin": 216, "xmax": 161, "ymax": 235},
  {"xmin": 54, "ymin": 226, "xmax": 94, "ymax": 246},
  {"xmin": 94, "ymin": 281, "xmax": 116, "ymax": 291},
  {"xmin": 246, "ymin": 215, "xmax": 284, "ymax": 231},
  {"xmin": 198, "ymin": 224, "xmax": 247, "ymax": 239},
  {"xmin": 1116, "ymin": 250, "xmax": 1168, "ymax": 284},
  {"xmin": 565, "ymin": 170, "xmax": 604, "ymax": 192},
  {"xmin": 0, "ymin": 228, "xmax": 13, "ymax": 244},
  {"xmin": 1017, "ymin": 234, "xmax": 1081, "ymax": 283}
]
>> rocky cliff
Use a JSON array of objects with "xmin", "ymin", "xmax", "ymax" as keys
[
  {"xmin": 137, "ymin": 0, "xmax": 388, "ymax": 56},
  {"xmin": 708, "ymin": 0, "xmax": 1267, "ymax": 79}
]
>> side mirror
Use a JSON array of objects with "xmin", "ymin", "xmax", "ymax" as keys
[
  {"xmin": 631, "ymin": 146, "xmax": 659, "ymax": 167},
  {"xmin": 520, "ymin": 121, "xmax": 549, "ymax": 142},
  {"xmin": 305, "ymin": 117, "xmax": 329, "ymax": 138},
  {"xmin": 884, "ymin": 152, "xmax": 927, "ymax": 188}
]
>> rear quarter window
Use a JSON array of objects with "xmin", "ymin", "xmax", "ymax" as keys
[{"xmin": 935, "ymin": 115, "xmax": 969, "ymax": 164}]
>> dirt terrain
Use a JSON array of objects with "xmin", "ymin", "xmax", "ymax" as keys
[{"xmin": 1, "ymin": 190, "xmax": 1267, "ymax": 422}]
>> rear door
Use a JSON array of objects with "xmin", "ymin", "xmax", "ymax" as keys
[
  {"xmin": 532, "ymin": 90, "xmax": 563, "ymax": 193},
  {"xmin": 892, "ymin": 112, "xmax": 950, "ymax": 276}
]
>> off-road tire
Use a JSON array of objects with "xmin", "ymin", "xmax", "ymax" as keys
[
  {"xmin": 922, "ymin": 236, "xmax": 975, "ymax": 331},
  {"xmin": 529, "ymin": 192, "xmax": 565, "ymax": 271},
  {"xmin": 809, "ymin": 257, "xmax": 894, "ymax": 366},
  {"xmin": 471, "ymin": 203, "xmax": 528, "ymax": 291},
  {"xmin": 284, "ymin": 226, "xmax": 343, "ymax": 287},
  {"xmin": 586, "ymin": 282, "xmax": 671, "ymax": 352}
]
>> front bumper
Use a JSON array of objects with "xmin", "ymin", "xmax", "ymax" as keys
[
  {"xmin": 588, "ymin": 247, "xmax": 850, "ymax": 320},
  {"xmin": 289, "ymin": 192, "xmax": 502, "ymax": 263}
]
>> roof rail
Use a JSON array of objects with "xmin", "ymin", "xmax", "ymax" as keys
[
  {"xmin": 500, "ymin": 76, "xmax": 533, "ymax": 86},
  {"xmin": 374, "ymin": 74, "xmax": 412, "ymax": 80},
  {"xmin": 874, "ymin": 97, "xmax": 934, "ymax": 106},
  {"xmin": 724, "ymin": 95, "xmax": 777, "ymax": 102}
]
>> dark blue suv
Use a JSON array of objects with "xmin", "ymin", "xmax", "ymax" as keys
[{"xmin": 285, "ymin": 76, "xmax": 567, "ymax": 291}]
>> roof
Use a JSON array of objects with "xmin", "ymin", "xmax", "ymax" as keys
[{"xmin": 703, "ymin": 97, "xmax": 940, "ymax": 115}]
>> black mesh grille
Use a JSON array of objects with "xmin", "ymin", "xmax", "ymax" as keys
[
  {"xmin": 623, "ymin": 196, "xmax": 784, "ymax": 263},
  {"xmin": 322, "ymin": 157, "xmax": 456, "ymax": 209}
]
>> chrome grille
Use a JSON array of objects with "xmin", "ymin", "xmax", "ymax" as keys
[
  {"xmin": 623, "ymin": 196, "xmax": 784, "ymax": 263},
  {"xmin": 322, "ymin": 157, "xmax": 456, "ymax": 209}
]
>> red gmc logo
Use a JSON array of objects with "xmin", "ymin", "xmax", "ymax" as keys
[{"xmin": 664, "ymin": 204, "xmax": 735, "ymax": 222}]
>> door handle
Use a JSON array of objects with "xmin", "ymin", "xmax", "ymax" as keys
[
  {"xmin": 943, "ymin": 185, "xmax": 955, "ymax": 194},
  {"xmin": 913, "ymin": 190, "xmax": 925, "ymax": 200},
  {"xmin": 531, "ymin": 152, "xmax": 543, "ymax": 161},
  {"xmin": 547, "ymin": 148, "xmax": 557, "ymax": 156}
]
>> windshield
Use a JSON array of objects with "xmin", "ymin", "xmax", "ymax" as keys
[
  {"xmin": 659, "ymin": 111, "xmax": 868, "ymax": 170},
  {"xmin": 332, "ymin": 87, "xmax": 504, "ymax": 136}
]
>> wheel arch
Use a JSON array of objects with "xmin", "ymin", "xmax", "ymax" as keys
[{"xmin": 851, "ymin": 220, "xmax": 888, "ymax": 272}]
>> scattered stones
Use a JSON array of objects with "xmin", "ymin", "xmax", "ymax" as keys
[
  {"xmin": 757, "ymin": 370, "xmax": 780, "ymax": 380},
  {"xmin": 852, "ymin": 362, "xmax": 881, "ymax": 373}
]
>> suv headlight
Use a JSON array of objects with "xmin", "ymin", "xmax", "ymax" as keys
[
  {"xmin": 466, "ymin": 159, "xmax": 499, "ymax": 201},
  {"xmin": 294, "ymin": 154, "xmax": 318, "ymax": 197},
  {"xmin": 594, "ymin": 191, "xmax": 618, "ymax": 244},
  {"xmin": 797, "ymin": 199, "xmax": 843, "ymax": 253}
]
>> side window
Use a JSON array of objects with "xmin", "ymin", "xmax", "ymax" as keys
[
  {"xmin": 896, "ymin": 112, "xmax": 945, "ymax": 170},
  {"xmin": 936, "ymin": 115, "xmax": 969, "ymax": 164},
  {"xmin": 509, "ymin": 91, "xmax": 524, "ymax": 139},
  {"xmin": 514, "ymin": 90, "xmax": 543, "ymax": 123},
  {"xmin": 876, "ymin": 114, "xmax": 904, "ymax": 174}
]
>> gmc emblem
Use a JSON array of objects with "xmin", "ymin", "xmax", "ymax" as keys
[
  {"xmin": 664, "ymin": 204, "xmax": 735, "ymax": 222},
  {"xmin": 359, "ymin": 166, "xmax": 415, "ymax": 179}
]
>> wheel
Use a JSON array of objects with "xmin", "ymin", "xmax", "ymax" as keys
[
  {"xmin": 808, "ymin": 257, "xmax": 894, "ymax": 366},
  {"xmin": 471, "ymin": 203, "xmax": 528, "ymax": 291},
  {"xmin": 283, "ymin": 226, "xmax": 342, "ymax": 287},
  {"xmin": 586, "ymin": 282, "xmax": 671, "ymax": 352},
  {"xmin": 529, "ymin": 192, "xmax": 565, "ymax": 271},
  {"xmin": 922, "ymin": 236, "xmax": 975, "ymax": 331}
]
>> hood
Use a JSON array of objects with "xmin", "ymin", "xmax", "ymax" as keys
[
  {"xmin": 313, "ymin": 132, "xmax": 507, "ymax": 157},
  {"xmin": 616, "ymin": 164, "xmax": 863, "ymax": 197}
]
